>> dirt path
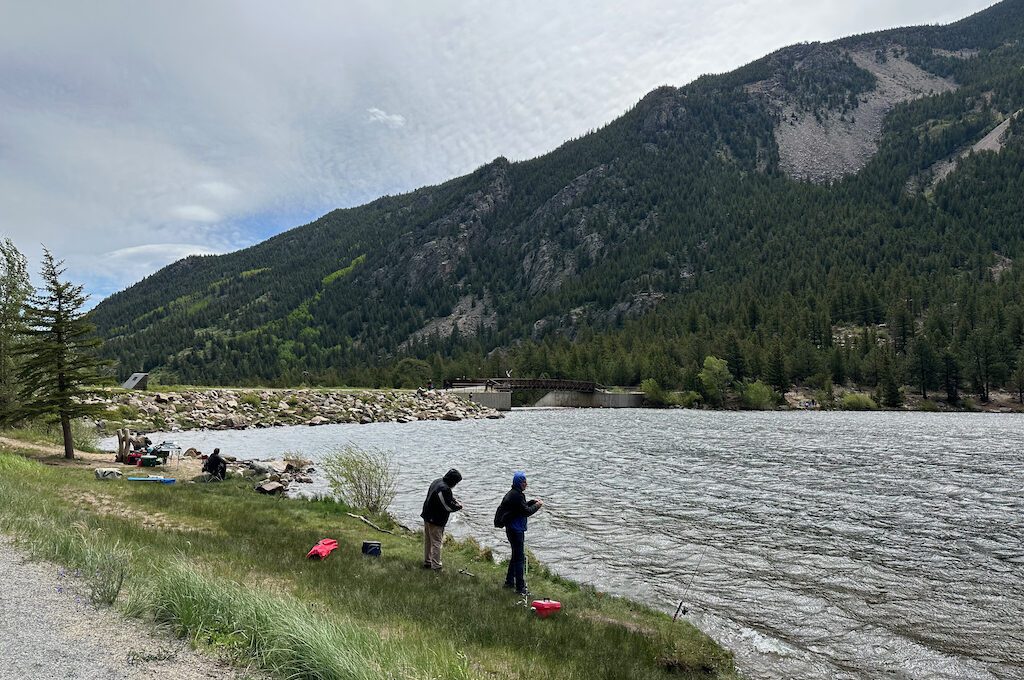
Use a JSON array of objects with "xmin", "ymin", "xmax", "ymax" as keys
[
  {"xmin": 0, "ymin": 436, "xmax": 204, "ymax": 478},
  {"xmin": 0, "ymin": 536, "xmax": 258, "ymax": 680}
]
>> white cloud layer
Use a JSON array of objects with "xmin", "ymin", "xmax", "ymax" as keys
[
  {"xmin": 367, "ymin": 107, "xmax": 407, "ymax": 129},
  {"xmin": 0, "ymin": 0, "xmax": 996, "ymax": 301},
  {"xmin": 171, "ymin": 205, "xmax": 221, "ymax": 223}
]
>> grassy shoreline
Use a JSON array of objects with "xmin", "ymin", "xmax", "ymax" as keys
[{"xmin": 0, "ymin": 443, "xmax": 737, "ymax": 680}]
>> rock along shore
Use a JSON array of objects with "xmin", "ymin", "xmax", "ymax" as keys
[{"xmin": 93, "ymin": 388, "xmax": 502, "ymax": 433}]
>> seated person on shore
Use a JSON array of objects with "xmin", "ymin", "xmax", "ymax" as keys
[{"xmin": 202, "ymin": 447, "xmax": 227, "ymax": 481}]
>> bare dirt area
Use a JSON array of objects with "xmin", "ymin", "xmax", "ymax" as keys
[
  {"xmin": 0, "ymin": 536, "xmax": 257, "ymax": 680},
  {"xmin": 0, "ymin": 436, "xmax": 205, "ymax": 479},
  {"xmin": 73, "ymin": 490, "xmax": 218, "ymax": 533}
]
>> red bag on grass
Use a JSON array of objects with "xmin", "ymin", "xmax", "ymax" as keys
[{"xmin": 306, "ymin": 538, "xmax": 339, "ymax": 560}]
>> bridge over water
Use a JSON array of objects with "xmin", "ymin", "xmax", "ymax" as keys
[
  {"xmin": 447, "ymin": 378, "xmax": 603, "ymax": 393},
  {"xmin": 445, "ymin": 378, "xmax": 641, "ymax": 411}
]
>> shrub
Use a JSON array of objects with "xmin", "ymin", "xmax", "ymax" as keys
[
  {"xmin": 640, "ymin": 378, "xmax": 670, "ymax": 407},
  {"xmin": 71, "ymin": 419, "xmax": 99, "ymax": 452},
  {"xmin": 674, "ymin": 391, "xmax": 703, "ymax": 408},
  {"xmin": 322, "ymin": 445, "xmax": 397, "ymax": 514},
  {"xmin": 115, "ymin": 404, "xmax": 140, "ymax": 420},
  {"xmin": 239, "ymin": 393, "xmax": 262, "ymax": 408},
  {"xmin": 698, "ymin": 356, "xmax": 732, "ymax": 406},
  {"xmin": 840, "ymin": 392, "xmax": 878, "ymax": 410},
  {"xmin": 86, "ymin": 542, "xmax": 129, "ymax": 605},
  {"xmin": 741, "ymin": 381, "xmax": 776, "ymax": 410}
]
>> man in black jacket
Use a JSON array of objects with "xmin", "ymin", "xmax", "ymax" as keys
[
  {"xmin": 420, "ymin": 468, "xmax": 463, "ymax": 571},
  {"xmin": 495, "ymin": 470, "xmax": 543, "ymax": 595}
]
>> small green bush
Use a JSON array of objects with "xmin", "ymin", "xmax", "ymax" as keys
[
  {"xmin": 86, "ymin": 543, "xmax": 129, "ymax": 605},
  {"xmin": 741, "ymin": 381, "xmax": 776, "ymax": 410},
  {"xmin": 674, "ymin": 391, "xmax": 703, "ymax": 408},
  {"xmin": 71, "ymin": 419, "xmax": 99, "ymax": 451},
  {"xmin": 840, "ymin": 392, "xmax": 878, "ymax": 410},
  {"xmin": 115, "ymin": 404, "xmax": 139, "ymax": 420},
  {"xmin": 322, "ymin": 445, "xmax": 398, "ymax": 514},
  {"xmin": 640, "ymin": 378, "xmax": 670, "ymax": 407},
  {"xmin": 239, "ymin": 393, "xmax": 261, "ymax": 408}
]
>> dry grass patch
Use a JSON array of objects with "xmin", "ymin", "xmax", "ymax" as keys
[{"xmin": 72, "ymin": 489, "xmax": 216, "ymax": 533}]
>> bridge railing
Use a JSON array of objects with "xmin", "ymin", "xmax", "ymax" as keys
[{"xmin": 446, "ymin": 378, "xmax": 605, "ymax": 393}]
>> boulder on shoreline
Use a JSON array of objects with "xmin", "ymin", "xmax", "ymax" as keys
[{"xmin": 90, "ymin": 387, "xmax": 502, "ymax": 434}]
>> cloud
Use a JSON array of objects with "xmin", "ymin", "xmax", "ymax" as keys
[
  {"xmin": 171, "ymin": 205, "xmax": 221, "ymax": 223},
  {"xmin": 44, "ymin": 242, "xmax": 224, "ymax": 307},
  {"xmin": 366, "ymin": 107, "xmax": 406, "ymax": 129},
  {"xmin": 198, "ymin": 181, "xmax": 239, "ymax": 200},
  {"xmin": 0, "ymin": 0, "xmax": 994, "ymax": 303},
  {"xmin": 103, "ymin": 242, "xmax": 222, "ymax": 265}
]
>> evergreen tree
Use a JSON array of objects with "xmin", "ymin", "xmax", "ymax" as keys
[
  {"xmin": 0, "ymin": 239, "xmax": 31, "ymax": 424},
  {"xmin": 907, "ymin": 335, "xmax": 938, "ymax": 400},
  {"xmin": 880, "ymin": 352, "xmax": 903, "ymax": 407},
  {"xmin": 724, "ymin": 333, "xmax": 747, "ymax": 383},
  {"xmin": 829, "ymin": 347, "xmax": 846, "ymax": 386},
  {"xmin": 765, "ymin": 342, "xmax": 789, "ymax": 395},
  {"xmin": 15, "ymin": 249, "xmax": 108, "ymax": 459},
  {"xmin": 942, "ymin": 347, "xmax": 961, "ymax": 405},
  {"xmin": 1010, "ymin": 349, "xmax": 1024, "ymax": 404}
]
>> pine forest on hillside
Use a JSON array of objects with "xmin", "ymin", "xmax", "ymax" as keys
[{"xmin": 88, "ymin": 1, "xmax": 1024, "ymax": 405}]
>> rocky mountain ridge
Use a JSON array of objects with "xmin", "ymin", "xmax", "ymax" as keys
[{"xmin": 88, "ymin": 1, "xmax": 1024, "ymax": 391}]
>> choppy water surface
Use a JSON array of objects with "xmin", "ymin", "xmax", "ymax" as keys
[{"xmin": 125, "ymin": 410, "xmax": 1024, "ymax": 679}]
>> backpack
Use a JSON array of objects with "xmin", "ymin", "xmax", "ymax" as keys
[{"xmin": 493, "ymin": 505, "xmax": 507, "ymax": 528}]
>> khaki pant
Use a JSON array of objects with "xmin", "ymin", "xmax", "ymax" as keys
[{"xmin": 423, "ymin": 521, "xmax": 444, "ymax": 570}]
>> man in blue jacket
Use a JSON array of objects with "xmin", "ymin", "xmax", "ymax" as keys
[
  {"xmin": 495, "ymin": 471, "xmax": 544, "ymax": 595},
  {"xmin": 420, "ymin": 468, "xmax": 463, "ymax": 571}
]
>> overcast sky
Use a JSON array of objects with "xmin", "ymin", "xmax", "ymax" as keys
[{"xmin": 0, "ymin": 0, "xmax": 994, "ymax": 303}]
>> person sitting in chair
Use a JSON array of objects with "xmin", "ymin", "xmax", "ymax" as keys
[{"xmin": 202, "ymin": 447, "xmax": 227, "ymax": 481}]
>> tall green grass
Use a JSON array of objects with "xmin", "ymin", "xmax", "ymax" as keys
[
  {"xmin": 0, "ymin": 449, "xmax": 736, "ymax": 680},
  {"xmin": 0, "ymin": 417, "xmax": 100, "ymax": 452},
  {"xmin": 147, "ymin": 565, "xmax": 471, "ymax": 680}
]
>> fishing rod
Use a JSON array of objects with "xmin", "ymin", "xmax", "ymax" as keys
[{"xmin": 673, "ymin": 541, "xmax": 710, "ymax": 622}]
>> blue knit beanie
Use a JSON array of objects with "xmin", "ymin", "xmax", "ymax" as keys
[{"xmin": 512, "ymin": 471, "xmax": 527, "ymax": 489}]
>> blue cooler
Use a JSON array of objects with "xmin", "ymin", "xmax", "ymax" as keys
[{"xmin": 361, "ymin": 541, "xmax": 381, "ymax": 557}]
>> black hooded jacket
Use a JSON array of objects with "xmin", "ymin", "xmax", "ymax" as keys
[{"xmin": 421, "ymin": 469, "xmax": 463, "ymax": 526}]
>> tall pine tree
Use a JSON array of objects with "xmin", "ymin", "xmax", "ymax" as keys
[
  {"xmin": 0, "ymin": 239, "xmax": 31, "ymax": 423},
  {"xmin": 15, "ymin": 249, "xmax": 107, "ymax": 459}
]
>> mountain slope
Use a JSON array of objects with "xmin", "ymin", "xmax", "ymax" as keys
[{"xmin": 91, "ymin": 1, "xmax": 1024, "ymax": 396}]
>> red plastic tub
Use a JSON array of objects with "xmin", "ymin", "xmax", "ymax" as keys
[{"xmin": 531, "ymin": 599, "xmax": 562, "ymax": 618}]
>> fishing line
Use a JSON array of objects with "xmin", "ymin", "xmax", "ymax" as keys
[{"xmin": 673, "ymin": 541, "xmax": 710, "ymax": 622}]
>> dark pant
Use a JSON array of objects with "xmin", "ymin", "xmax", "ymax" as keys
[{"xmin": 505, "ymin": 528, "xmax": 526, "ymax": 593}]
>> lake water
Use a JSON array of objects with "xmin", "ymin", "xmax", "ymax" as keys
[{"xmin": 106, "ymin": 409, "xmax": 1024, "ymax": 679}]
